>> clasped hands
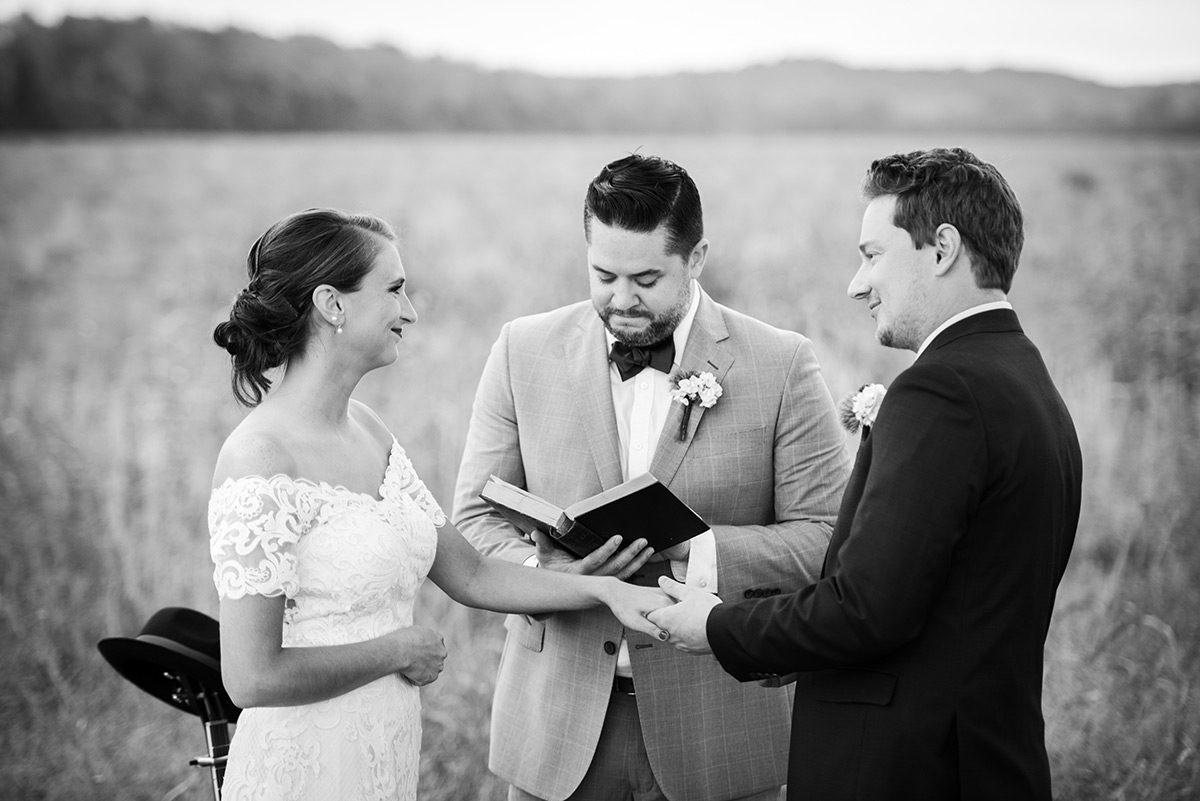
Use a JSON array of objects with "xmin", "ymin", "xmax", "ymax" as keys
[
  {"xmin": 532, "ymin": 529, "xmax": 721, "ymax": 654},
  {"xmin": 645, "ymin": 577, "xmax": 721, "ymax": 655}
]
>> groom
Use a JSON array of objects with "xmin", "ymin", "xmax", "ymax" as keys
[
  {"xmin": 453, "ymin": 154, "xmax": 850, "ymax": 801},
  {"xmin": 651, "ymin": 147, "xmax": 1083, "ymax": 800}
]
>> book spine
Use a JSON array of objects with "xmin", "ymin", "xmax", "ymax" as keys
[{"xmin": 553, "ymin": 517, "xmax": 610, "ymax": 559}]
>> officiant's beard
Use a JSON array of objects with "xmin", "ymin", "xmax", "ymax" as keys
[{"xmin": 600, "ymin": 283, "xmax": 692, "ymax": 347}]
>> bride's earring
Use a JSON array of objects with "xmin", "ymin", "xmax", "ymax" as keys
[{"xmin": 332, "ymin": 316, "xmax": 344, "ymax": 334}]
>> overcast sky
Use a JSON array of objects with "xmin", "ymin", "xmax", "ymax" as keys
[{"xmin": 5, "ymin": 0, "xmax": 1198, "ymax": 86}]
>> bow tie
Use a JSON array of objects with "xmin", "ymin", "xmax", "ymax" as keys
[{"xmin": 609, "ymin": 337, "xmax": 675, "ymax": 381}]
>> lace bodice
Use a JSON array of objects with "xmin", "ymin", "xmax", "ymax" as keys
[
  {"xmin": 208, "ymin": 438, "xmax": 444, "ymax": 801},
  {"xmin": 208, "ymin": 438, "xmax": 445, "ymax": 647}
]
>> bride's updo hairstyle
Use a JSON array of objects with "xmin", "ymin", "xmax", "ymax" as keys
[{"xmin": 213, "ymin": 208, "xmax": 397, "ymax": 406}]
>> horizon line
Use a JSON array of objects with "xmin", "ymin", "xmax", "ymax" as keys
[{"xmin": 7, "ymin": 11, "xmax": 1200, "ymax": 90}]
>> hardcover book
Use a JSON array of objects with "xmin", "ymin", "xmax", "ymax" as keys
[{"xmin": 480, "ymin": 473, "xmax": 709, "ymax": 559}]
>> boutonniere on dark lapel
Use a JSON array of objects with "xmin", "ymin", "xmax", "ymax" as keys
[
  {"xmin": 669, "ymin": 370, "xmax": 723, "ymax": 441},
  {"xmin": 838, "ymin": 383, "xmax": 887, "ymax": 437}
]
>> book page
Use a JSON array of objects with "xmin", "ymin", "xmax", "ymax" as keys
[{"xmin": 481, "ymin": 475, "xmax": 564, "ymax": 529}]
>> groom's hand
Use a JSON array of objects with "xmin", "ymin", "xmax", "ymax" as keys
[
  {"xmin": 533, "ymin": 529, "xmax": 654, "ymax": 581},
  {"xmin": 646, "ymin": 577, "xmax": 721, "ymax": 654}
]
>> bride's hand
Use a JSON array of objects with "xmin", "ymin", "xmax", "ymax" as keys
[
  {"xmin": 600, "ymin": 579, "xmax": 673, "ymax": 641},
  {"xmin": 394, "ymin": 625, "xmax": 447, "ymax": 686}
]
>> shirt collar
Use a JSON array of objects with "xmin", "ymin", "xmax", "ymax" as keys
[
  {"xmin": 604, "ymin": 281, "xmax": 701, "ymax": 371},
  {"xmin": 916, "ymin": 300, "xmax": 1013, "ymax": 357}
]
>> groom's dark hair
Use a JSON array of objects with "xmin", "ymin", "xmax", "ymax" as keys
[
  {"xmin": 584, "ymin": 154, "xmax": 704, "ymax": 260},
  {"xmin": 864, "ymin": 147, "xmax": 1023, "ymax": 293}
]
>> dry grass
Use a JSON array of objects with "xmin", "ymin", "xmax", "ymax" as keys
[{"xmin": 1, "ymin": 133, "xmax": 1197, "ymax": 800}]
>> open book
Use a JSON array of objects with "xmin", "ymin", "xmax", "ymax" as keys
[{"xmin": 480, "ymin": 473, "xmax": 709, "ymax": 559}]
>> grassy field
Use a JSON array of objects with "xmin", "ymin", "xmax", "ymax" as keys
[{"xmin": 1, "ymin": 132, "xmax": 1198, "ymax": 800}]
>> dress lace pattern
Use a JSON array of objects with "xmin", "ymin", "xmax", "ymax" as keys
[{"xmin": 208, "ymin": 439, "xmax": 444, "ymax": 801}]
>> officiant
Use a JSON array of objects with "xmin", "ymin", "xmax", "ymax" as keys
[{"xmin": 452, "ymin": 153, "xmax": 851, "ymax": 801}]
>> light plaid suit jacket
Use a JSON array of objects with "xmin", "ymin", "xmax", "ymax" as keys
[{"xmin": 452, "ymin": 289, "xmax": 850, "ymax": 801}]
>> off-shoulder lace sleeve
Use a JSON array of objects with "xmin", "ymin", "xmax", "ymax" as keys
[
  {"xmin": 386, "ymin": 443, "xmax": 447, "ymax": 528},
  {"xmin": 208, "ymin": 476, "xmax": 320, "ymax": 600}
]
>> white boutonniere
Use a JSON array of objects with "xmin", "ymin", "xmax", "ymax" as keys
[
  {"xmin": 838, "ymin": 383, "xmax": 887, "ymax": 435},
  {"xmin": 669, "ymin": 370, "xmax": 723, "ymax": 441}
]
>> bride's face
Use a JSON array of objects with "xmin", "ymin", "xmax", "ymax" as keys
[{"xmin": 338, "ymin": 242, "xmax": 417, "ymax": 368}]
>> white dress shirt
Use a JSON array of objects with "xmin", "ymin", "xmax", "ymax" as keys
[
  {"xmin": 522, "ymin": 285, "xmax": 718, "ymax": 677},
  {"xmin": 603, "ymin": 285, "xmax": 717, "ymax": 676},
  {"xmin": 917, "ymin": 300, "xmax": 1013, "ymax": 357}
]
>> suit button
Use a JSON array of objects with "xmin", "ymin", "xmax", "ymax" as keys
[{"xmin": 603, "ymin": 641, "xmax": 617, "ymax": 655}]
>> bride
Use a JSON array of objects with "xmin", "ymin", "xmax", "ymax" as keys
[{"xmin": 209, "ymin": 208, "xmax": 668, "ymax": 800}]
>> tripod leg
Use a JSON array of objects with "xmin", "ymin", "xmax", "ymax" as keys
[
  {"xmin": 201, "ymin": 717, "xmax": 231, "ymax": 798},
  {"xmin": 177, "ymin": 674, "xmax": 232, "ymax": 800}
]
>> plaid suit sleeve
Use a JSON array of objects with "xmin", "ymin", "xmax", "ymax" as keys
[
  {"xmin": 451, "ymin": 321, "xmax": 536, "ymax": 565},
  {"xmin": 712, "ymin": 335, "xmax": 851, "ymax": 597}
]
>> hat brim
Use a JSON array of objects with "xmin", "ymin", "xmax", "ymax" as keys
[{"xmin": 98, "ymin": 635, "xmax": 240, "ymax": 722}]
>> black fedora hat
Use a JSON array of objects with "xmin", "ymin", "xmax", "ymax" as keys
[{"xmin": 98, "ymin": 606, "xmax": 241, "ymax": 722}]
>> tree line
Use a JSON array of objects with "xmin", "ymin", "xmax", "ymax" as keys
[{"xmin": 2, "ymin": 15, "xmax": 1198, "ymax": 133}]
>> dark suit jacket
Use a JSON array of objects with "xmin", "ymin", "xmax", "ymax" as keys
[{"xmin": 707, "ymin": 309, "xmax": 1083, "ymax": 801}]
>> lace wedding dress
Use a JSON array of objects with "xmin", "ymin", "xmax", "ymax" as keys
[{"xmin": 208, "ymin": 439, "xmax": 444, "ymax": 801}]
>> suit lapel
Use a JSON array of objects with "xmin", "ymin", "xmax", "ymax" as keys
[
  {"xmin": 570, "ymin": 313, "xmax": 625, "ymax": 491},
  {"xmin": 828, "ymin": 310, "xmax": 1023, "ymax": 570},
  {"xmin": 826, "ymin": 430, "xmax": 872, "ymax": 574},
  {"xmin": 650, "ymin": 290, "xmax": 734, "ymax": 487}
]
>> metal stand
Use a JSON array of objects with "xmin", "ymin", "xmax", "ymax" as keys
[
  {"xmin": 176, "ymin": 673, "xmax": 233, "ymax": 799},
  {"xmin": 97, "ymin": 607, "xmax": 241, "ymax": 801}
]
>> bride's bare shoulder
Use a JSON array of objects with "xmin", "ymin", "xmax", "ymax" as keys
[
  {"xmin": 212, "ymin": 412, "xmax": 299, "ymax": 488},
  {"xmin": 349, "ymin": 399, "xmax": 395, "ymax": 451}
]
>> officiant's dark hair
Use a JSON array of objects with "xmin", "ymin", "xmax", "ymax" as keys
[
  {"xmin": 213, "ymin": 208, "xmax": 397, "ymax": 407},
  {"xmin": 864, "ymin": 147, "xmax": 1023, "ymax": 293},
  {"xmin": 584, "ymin": 154, "xmax": 703, "ymax": 260}
]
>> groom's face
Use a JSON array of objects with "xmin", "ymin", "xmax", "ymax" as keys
[
  {"xmin": 587, "ymin": 221, "xmax": 704, "ymax": 347},
  {"xmin": 850, "ymin": 195, "xmax": 936, "ymax": 352}
]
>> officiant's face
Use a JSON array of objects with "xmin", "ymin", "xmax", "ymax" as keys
[
  {"xmin": 587, "ymin": 221, "xmax": 705, "ymax": 347},
  {"xmin": 850, "ymin": 195, "xmax": 937, "ymax": 352}
]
